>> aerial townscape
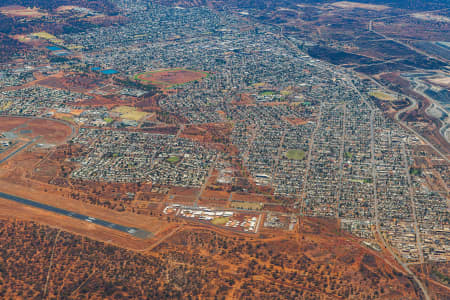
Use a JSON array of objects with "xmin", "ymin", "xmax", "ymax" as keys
[{"xmin": 0, "ymin": 0, "xmax": 448, "ymax": 299}]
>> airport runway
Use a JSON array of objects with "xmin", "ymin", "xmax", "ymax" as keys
[{"xmin": 0, "ymin": 191, "xmax": 152, "ymax": 239}]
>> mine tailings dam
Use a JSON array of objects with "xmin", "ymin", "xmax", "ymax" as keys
[{"xmin": 0, "ymin": 192, "xmax": 152, "ymax": 239}]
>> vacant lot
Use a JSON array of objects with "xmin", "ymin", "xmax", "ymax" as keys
[
  {"xmin": 113, "ymin": 106, "xmax": 149, "ymax": 121},
  {"xmin": 285, "ymin": 149, "xmax": 306, "ymax": 160},
  {"xmin": 0, "ymin": 116, "xmax": 73, "ymax": 144},
  {"xmin": 135, "ymin": 68, "xmax": 208, "ymax": 88},
  {"xmin": 0, "ymin": 5, "xmax": 47, "ymax": 18},
  {"xmin": 231, "ymin": 201, "xmax": 263, "ymax": 210}
]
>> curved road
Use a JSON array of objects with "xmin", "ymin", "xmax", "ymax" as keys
[
  {"xmin": 0, "ymin": 114, "xmax": 79, "ymax": 143},
  {"xmin": 0, "ymin": 115, "xmax": 79, "ymax": 165}
]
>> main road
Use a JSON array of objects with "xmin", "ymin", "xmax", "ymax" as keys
[
  {"xmin": 401, "ymin": 143, "xmax": 425, "ymax": 264},
  {"xmin": 350, "ymin": 77, "xmax": 431, "ymax": 300},
  {"xmin": 299, "ymin": 103, "xmax": 323, "ymax": 216},
  {"xmin": 278, "ymin": 21, "xmax": 432, "ymax": 299}
]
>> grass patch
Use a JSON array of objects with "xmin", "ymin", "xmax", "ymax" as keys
[
  {"xmin": 281, "ymin": 89, "xmax": 292, "ymax": 96},
  {"xmin": 211, "ymin": 217, "xmax": 230, "ymax": 225},
  {"xmin": 369, "ymin": 91, "xmax": 396, "ymax": 101},
  {"xmin": 113, "ymin": 106, "xmax": 148, "ymax": 121},
  {"xmin": 60, "ymin": 116, "xmax": 73, "ymax": 123},
  {"xmin": 350, "ymin": 179, "xmax": 364, "ymax": 184},
  {"xmin": 350, "ymin": 178, "xmax": 372, "ymax": 184},
  {"xmin": 167, "ymin": 156, "xmax": 181, "ymax": 164},
  {"xmin": 409, "ymin": 167, "xmax": 422, "ymax": 176},
  {"xmin": 0, "ymin": 101, "xmax": 12, "ymax": 110},
  {"xmin": 31, "ymin": 31, "xmax": 64, "ymax": 44},
  {"xmin": 253, "ymin": 82, "xmax": 266, "ymax": 88},
  {"xmin": 259, "ymin": 90, "xmax": 276, "ymax": 96},
  {"xmin": 31, "ymin": 31, "xmax": 56, "ymax": 40},
  {"xmin": 113, "ymin": 106, "xmax": 136, "ymax": 114},
  {"xmin": 345, "ymin": 152, "xmax": 353, "ymax": 159},
  {"xmin": 104, "ymin": 117, "xmax": 114, "ymax": 124},
  {"xmin": 122, "ymin": 111, "xmax": 148, "ymax": 121},
  {"xmin": 285, "ymin": 149, "xmax": 306, "ymax": 161}
]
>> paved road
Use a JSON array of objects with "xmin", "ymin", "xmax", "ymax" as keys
[
  {"xmin": 270, "ymin": 130, "xmax": 286, "ymax": 187},
  {"xmin": 0, "ymin": 114, "xmax": 79, "ymax": 143},
  {"xmin": 349, "ymin": 77, "xmax": 431, "ymax": 300},
  {"xmin": 365, "ymin": 19, "xmax": 450, "ymax": 163},
  {"xmin": 369, "ymin": 111, "xmax": 379, "ymax": 229},
  {"xmin": 194, "ymin": 155, "xmax": 217, "ymax": 207},
  {"xmin": 394, "ymin": 92, "xmax": 417, "ymax": 123},
  {"xmin": 401, "ymin": 143, "xmax": 425, "ymax": 264},
  {"xmin": 283, "ymin": 26, "xmax": 432, "ymax": 299},
  {"xmin": 0, "ymin": 191, "xmax": 152, "ymax": 239},
  {"xmin": 299, "ymin": 103, "xmax": 323, "ymax": 215},
  {"xmin": 394, "ymin": 94, "xmax": 449, "ymax": 163},
  {"xmin": 368, "ymin": 10, "xmax": 450, "ymax": 64},
  {"xmin": 0, "ymin": 115, "xmax": 79, "ymax": 166},
  {"xmin": 335, "ymin": 104, "xmax": 347, "ymax": 218},
  {"xmin": 360, "ymin": 74, "xmax": 449, "ymax": 163},
  {"xmin": 0, "ymin": 137, "xmax": 40, "ymax": 165}
]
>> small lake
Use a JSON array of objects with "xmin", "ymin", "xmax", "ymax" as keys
[{"xmin": 101, "ymin": 69, "xmax": 119, "ymax": 75}]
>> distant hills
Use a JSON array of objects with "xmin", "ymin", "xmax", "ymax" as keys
[
  {"xmin": 0, "ymin": 0, "xmax": 117, "ymax": 13},
  {"xmin": 157, "ymin": 0, "xmax": 450, "ymax": 10},
  {"xmin": 0, "ymin": 0, "xmax": 118, "ymax": 60}
]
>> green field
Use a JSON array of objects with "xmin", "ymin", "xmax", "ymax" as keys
[
  {"xmin": 211, "ymin": 217, "xmax": 230, "ymax": 225},
  {"xmin": 285, "ymin": 149, "xmax": 306, "ymax": 160},
  {"xmin": 369, "ymin": 91, "xmax": 396, "ymax": 101},
  {"xmin": 60, "ymin": 116, "xmax": 73, "ymax": 123},
  {"xmin": 410, "ymin": 167, "xmax": 422, "ymax": 176},
  {"xmin": 259, "ymin": 90, "xmax": 276, "ymax": 96},
  {"xmin": 350, "ymin": 178, "xmax": 372, "ymax": 184},
  {"xmin": 350, "ymin": 179, "xmax": 364, "ymax": 184},
  {"xmin": 167, "ymin": 156, "xmax": 181, "ymax": 164}
]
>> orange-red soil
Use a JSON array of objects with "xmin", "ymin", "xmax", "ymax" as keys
[{"xmin": 136, "ymin": 69, "xmax": 207, "ymax": 88}]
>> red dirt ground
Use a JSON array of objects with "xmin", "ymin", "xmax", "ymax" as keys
[
  {"xmin": 136, "ymin": 69, "xmax": 207, "ymax": 88},
  {"xmin": 0, "ymin": 116, "xmax": 73, "ymax": 144},
  {"xmin": 0, "ymin": 117, "xmax": 28, "ymax": 132},
  {"xmin": 36, "ymin": 73, "xmax": 100, "ymax": 93},
  {"xmin": 26, "ymin": 118, "xmax": 73, "ymax": 144},
  {"xmin": 0, "ymin": 5, "xmax": 46, "ymax": 18},
  {"xmin": 283, "ymin": 116, "xmax": 310, "ymax": 125},
  {"xmin": 0, "ymin": 175, "xmax": 173, "ymax": 250}
]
